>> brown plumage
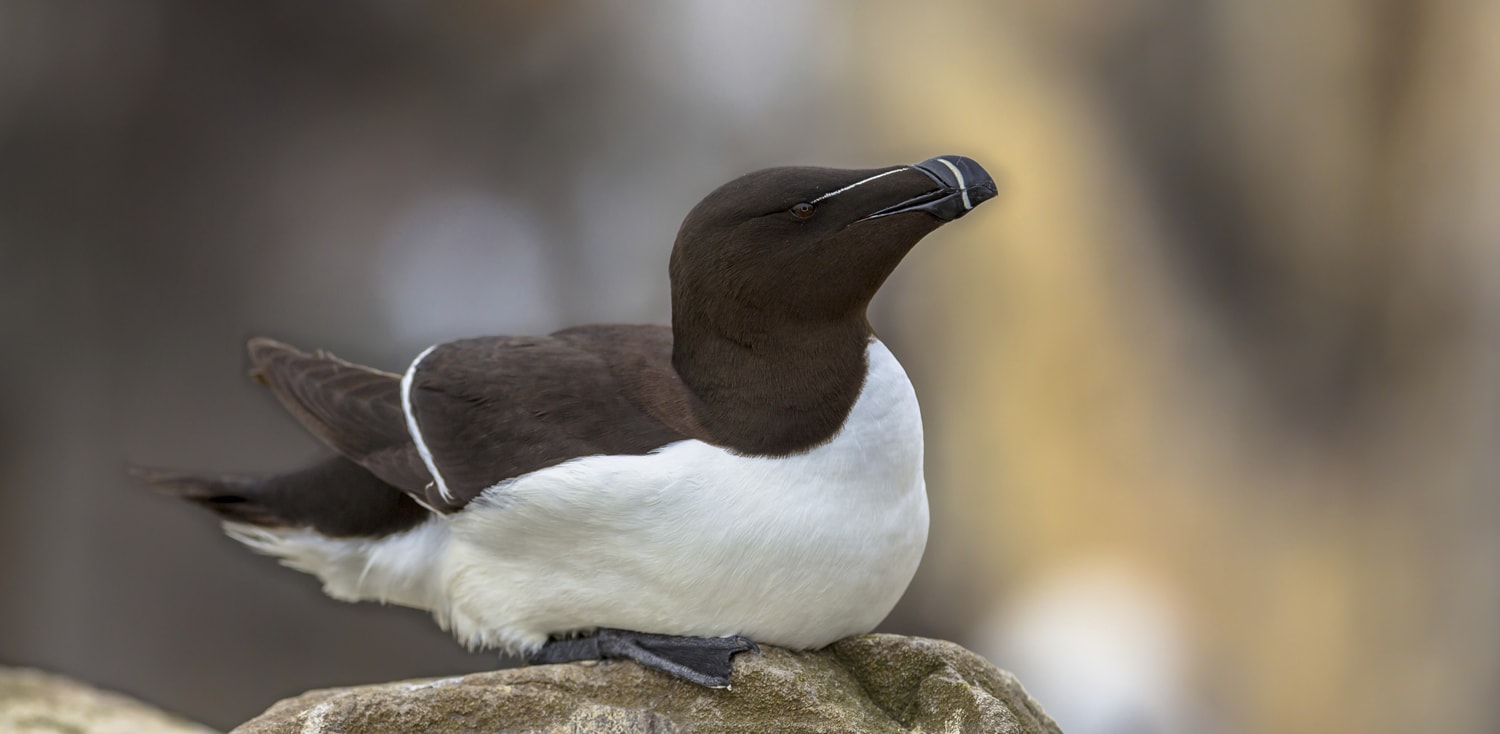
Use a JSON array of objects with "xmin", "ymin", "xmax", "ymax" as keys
[
  {"xmin": 402, "ymin": 326, "xmax": 692, "ymax": 510},
  {"xmin": 246, "ymin": 338, "xmax": 430, "ymax": 493}
]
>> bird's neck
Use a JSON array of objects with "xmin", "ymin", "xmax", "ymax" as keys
[{"xmin": 671, "ymin": 314, "xmax": 871, "ymax": 456}]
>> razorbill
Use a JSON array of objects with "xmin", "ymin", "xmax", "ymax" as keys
[{"xmin": 139, "ymin": 156, "xmax": 997, "ymax": 688}]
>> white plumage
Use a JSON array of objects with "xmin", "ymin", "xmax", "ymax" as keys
[{"xmin": 225, "ymin": 339, "xmax": 928, "ymax": 655}]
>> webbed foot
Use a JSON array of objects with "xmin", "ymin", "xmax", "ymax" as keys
[{"xmin": 528, "ymin": 628, "xmax": 759, "ymax": 688}]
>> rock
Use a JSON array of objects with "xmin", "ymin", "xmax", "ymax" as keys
[
  {"xmin": 0, "ymin": 667, "xmax": 219, "ymax": 734},
  {"xmin": 233, "ymin": 634, "xmax": 1061, "ymax": 733}
]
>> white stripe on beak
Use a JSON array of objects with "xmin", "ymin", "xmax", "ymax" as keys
[{"xmin": 936, "ymin": 158, "xmax": 972, "ymax": 211}]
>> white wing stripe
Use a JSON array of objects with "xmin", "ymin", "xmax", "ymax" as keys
[{"xmin": 401, "ymin": 344, "xmax": 454, "ymax": 503}]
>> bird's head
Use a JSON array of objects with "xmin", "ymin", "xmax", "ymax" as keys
[{"xmin": 669, "ymin": 156, "xmax": 997, "ymax": 340}]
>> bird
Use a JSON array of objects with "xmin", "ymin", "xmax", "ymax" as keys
[{"xmin": 138, "ymin": 155, "xmax": 998, "ymax": 688}]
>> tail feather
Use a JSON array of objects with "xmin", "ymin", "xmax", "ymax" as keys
[
  {"xmin": 134, "ymin": 467, "xmax": 288, "ymax": 526},
  {"xmin": 135, "ymin": 456, "xmax": 429, "ymax": 538}
]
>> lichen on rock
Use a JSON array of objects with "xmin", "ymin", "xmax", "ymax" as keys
[{"xmin": 232, "ymin": 634, "xmax": 1062, "ymax": 733}]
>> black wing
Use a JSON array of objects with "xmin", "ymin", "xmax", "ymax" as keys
[
  {"xmin": 246, "ymin": 338, "xmax": 433, "ymax": 494},
  {"xmin": 406, "ymin": 324, "xmax": 689, "ymax": 511}
]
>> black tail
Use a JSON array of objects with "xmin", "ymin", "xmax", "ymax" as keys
[{"xmin": 136, "ymin": 456, "xmax": 430, "ymax": 538}]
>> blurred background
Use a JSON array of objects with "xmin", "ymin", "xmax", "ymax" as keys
[{"xmin": 2, "ymin": 1, "xmax": 1497, "ymax": 732}]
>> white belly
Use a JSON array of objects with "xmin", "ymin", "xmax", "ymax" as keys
[{"xmin": 438, "ymin": 339, "xmax": 929, "ymax": 653}]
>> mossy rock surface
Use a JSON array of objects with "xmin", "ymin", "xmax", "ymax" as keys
[
  {"xmin": 0, "ymin": 667, "xmax": 219, "ymax": 734},
  {"xmin": 233, "ymin": 634, "xmax": 1061, "ymax": 733}
]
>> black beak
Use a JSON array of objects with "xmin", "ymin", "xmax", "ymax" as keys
[{"xmin": 862, "ymin": 155, "xmax": 998, "ymax": 222}]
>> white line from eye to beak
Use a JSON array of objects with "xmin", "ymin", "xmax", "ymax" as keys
[
  {"xmin": 808, "ymin": 167, "xmax": 907, "ymax": 204},
  {"xmin": 937, "ymin": 158, "xmax": 972, "ymax": 210}
]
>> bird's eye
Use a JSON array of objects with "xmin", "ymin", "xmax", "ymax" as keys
[{"xmin": 790, "ymin": 202, "xmax": 816, "ymax": 219}]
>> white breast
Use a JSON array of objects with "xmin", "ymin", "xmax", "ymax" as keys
[{"xmin": 438, "ymin": 338, "xmax": 929, "ymax": 653}]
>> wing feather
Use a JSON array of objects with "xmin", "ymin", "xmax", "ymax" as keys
[
  {"xmin": 247, "ymin": 338, "xmax": 431, "ymax": 493},
  {"xmin": 407, "ymin": 326, "xmax": 689, "ymax": 510},
  {"xmin": 247, "ymin": 327, "xmax": 691, "ymax": 513}
]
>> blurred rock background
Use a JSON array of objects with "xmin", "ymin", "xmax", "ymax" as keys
[{"xmin": 1, "ymin": 1, "xmax": 1496, "ymax": 732}]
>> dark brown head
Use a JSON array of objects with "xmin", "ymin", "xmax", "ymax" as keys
[
  {"xmin": 670, "ymin": 156, "xmax": 995, "ymax": 335},
  {"xmin": 667, "ymin": 156, "xmax": 997, "ymax": 454}
]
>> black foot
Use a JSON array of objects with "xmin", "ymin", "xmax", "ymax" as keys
[{"xmin": 528, "ymin": 628, "xmax": 759, "ymax": 688}]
